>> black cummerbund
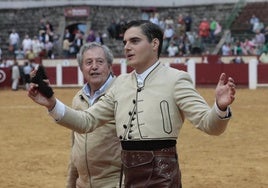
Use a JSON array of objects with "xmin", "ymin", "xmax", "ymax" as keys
[{"xmin": 121, "ymin": 140, "xmax": 177, "ymax": 151}]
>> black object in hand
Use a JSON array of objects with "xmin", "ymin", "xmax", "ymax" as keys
[{"xmin": 31, "ymin": 65, "xmax": 54, "ymax": 98}]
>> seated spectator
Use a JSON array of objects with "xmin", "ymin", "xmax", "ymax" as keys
[
  {"xmin": 191, "ymin": 35, "xmax": 203, "ymax": 55},
  {"xmin": 167, "ymin": 41, "xmax": 178, "ymax": 57},
  {"xmin": 230, "ymin": 56, "xmax": 244, "ymax": 64},
  {"xmin": 259, "ymin": 50, "xmax": 268, "ymax": 63},
  {"xmin": 15, "ymin": 47, "xmax": 25, "ymax": 59},
  {"xmin": 264, "ymin": 26, "xmax": 268, "ymax": 44},
  {"xmin": 233, "ymin": 40, "xmax": 243, "ymax": 55},
  {"xmin": 26, "ymin": 49, "xmax": 35, "ymax": 62},
  {"xmin": 221, "ymin": 42, "xmax": 231, "ymax": 56},
  {"xmin": 164, "ymin": 16, "xmax": 174, "ymax": 26}
]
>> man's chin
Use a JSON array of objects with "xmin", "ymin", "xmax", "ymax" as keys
[{"xmin": 127, "ymin": 61, "xmax": 135, "ymax": 66}]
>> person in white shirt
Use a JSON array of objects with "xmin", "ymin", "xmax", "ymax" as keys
[{"xmin": 167, "ymin": 41, "xmax": 179, "ymax": 57}]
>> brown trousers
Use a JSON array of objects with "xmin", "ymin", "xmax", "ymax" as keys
[{"xmin": 121, "ymin": 146, "xmax": 182, "ymax": 188}]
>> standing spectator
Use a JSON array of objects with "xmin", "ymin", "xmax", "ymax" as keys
[
  {"xmin": 38, "ymin": 15, "xmax": 47, "ymax": 42},
  {"xmin": 107, "ymin": 19, "xmax": 117, "ymax": 39},
  {"xmin": 149, "ymin": 12, "xmax": 159, "ymax": 25},
  {"xmin": 28, "ymin": 20, "xmax": 236, "ymax": 188},
  {"xmin": 177, "ymin": 35, "xmax": 187, "ymax": 56},
  {"xmin": 209, "ymin": 18, "xmax": 217, "ymax": 44},
  {"xmin": 253, "ymin": 20, "xmax": 264, "ymax": 34},
  {"xmin": 176, "ymin": 14, "xmax": 185, "ymax": 36},
  {"xmin": 43, "ymin": 20, "xmax": 54, "ymax": 44},
  {"xmin": 249, "ymin": 14, "xmax": 259, "ymax": 32},
  {"xmin": 66, "ymin": 42, "xmax": 121, "ymax": 188},
  {"xmin": 198, "ymin": 18, "xmax": 210, "ymax": 47},
  {"xmin": 22, "ymin": 34, "xmax": 32, "ymax": 56},
  {"xmin": 23, "ymin": 61, "xmax": 33, "ymax": 90},
  {"xmin": 163, "ymin": 24, "xmax": 174, "ymax": 54},
  {"xmin": 63, "ymin": 38, "xmax": 72, "ymax": 58},
  {"xmin": 183, "ymin": 13, "xmax": 192, "ymax": 33},
  {"xmin": 214, "ymin": 20, "xmax": 222, "ymax": 36},
  {"xmin": 44, "ymin": 29, "xmax": 54, "ymax": 44},
  {"xmin": 11, "ymin": 61, "xmax": 20, "ymax": 91},
  {"xmin": 116, "ymin": 15, "xmax": 127, "ymax": 40},
  {"xmin": 64, "ymin": 28, "xmax": 71, "ymax": 41},
  {"xmin": 9, "ymin": 29, "xmax": 20, "ymax": 55},
  {"xmin": 32, "ymin": 36, "xmax": 43, "ymax": 57},
  {"xmin": 254, "ymin": 30, "xmax": 265, "ymax": 52},
  {"xmin": 0, "ymin": 47, "xmax": 2, "ymax": 60},
  {"xmin": 73, "ymin": 30, "xmax": 84, "ymax": 53},
  {"xmin": 86, "ymin": 29, "xmax": 96, "ymax": 43}
]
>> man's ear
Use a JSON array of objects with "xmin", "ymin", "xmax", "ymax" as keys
[{"xmin": 152, "ymin": 38, "xmax": 160, "ymax": 50}]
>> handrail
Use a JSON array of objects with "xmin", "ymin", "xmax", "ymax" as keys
[
  {"xmin": 223, "ymin": 0, "xmax": 247, "ymax": 30},
  {"xmin": 213, "ymin": 0, "xmax": 246, "ymax": 55}
]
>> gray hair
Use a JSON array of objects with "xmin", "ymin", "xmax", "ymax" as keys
[{"xmin": 76, "ymin": 42, "xmax": 114, "ymax": 68}]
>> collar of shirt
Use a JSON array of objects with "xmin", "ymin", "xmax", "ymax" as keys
[
  {"xmin": 135, "ymin": 61, "xmax": 159, "ymax": 88},
  {"xmin": 82, "ymin": 74, "xmax": 113, "ymax": 105}
]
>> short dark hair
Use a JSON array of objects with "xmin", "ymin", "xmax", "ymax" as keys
[{"xmin": 122, "ymin": 20, "xmax": 163, "ymax": 58}]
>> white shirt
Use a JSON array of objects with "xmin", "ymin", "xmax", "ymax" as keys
[{"xmin": 9, "ymin": 32, "xmax": 19, "ymax": 45}]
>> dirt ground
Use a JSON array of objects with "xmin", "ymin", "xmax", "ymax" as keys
[{"xmin": 0, "ymin": 87, "xmax": 267, "ymax": 188}]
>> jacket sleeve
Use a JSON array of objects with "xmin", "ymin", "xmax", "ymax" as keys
[
  {"xmin": 66, "ymin": 131, "xmax": 78, "ymax": 188},
  {"xmin": 175, "ymin": 71, "xmax": 230, "ymax": 135}
]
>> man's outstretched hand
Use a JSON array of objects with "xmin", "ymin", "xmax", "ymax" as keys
[
  {"xmin": 28, "ymin": 83, "xmax": 56, "ymax": 111},
  {"xmin": 215, "ymin": 73, "xmax": 236, "ymax": 111}
]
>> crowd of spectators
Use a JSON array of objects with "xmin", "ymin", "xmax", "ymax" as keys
[
  {"xmin": 136, "ymin": 12, "xmax": 224, "ymax": 57},
  {"xmin": 1, "ymin": 15, "xmax": 56, "ymax": 64},
  {"xmin": 139, "ymin": 12, "xmax": 268, "ymax": 63},
  {"xmin": 1, "ymin": 10, "xmax": 268, "ymax": 92},
  {"xmin": 220, "ymin": 14, "xmax": 268, "ymax": 63},
  {"xmin": 1, "ymin": 11, "xmax": 268, "ymax": 67}
]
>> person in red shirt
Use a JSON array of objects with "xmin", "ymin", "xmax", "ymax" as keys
[{"xmin": 198, "ymin": 18, "xmax": 210, "ymax": 46}]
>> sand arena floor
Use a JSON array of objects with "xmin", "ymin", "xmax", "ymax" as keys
[{"xmin": 0, "ymin": 87, "xmax": 267, "ymax": 188}]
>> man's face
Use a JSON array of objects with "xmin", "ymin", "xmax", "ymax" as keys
[
  {"xmin": 81, "ymin": 47, "xmax": 111, "ymax": 91},
  {"xmin": 123, "ymin": 27, "xmax": 158, "ymax": 73}
]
